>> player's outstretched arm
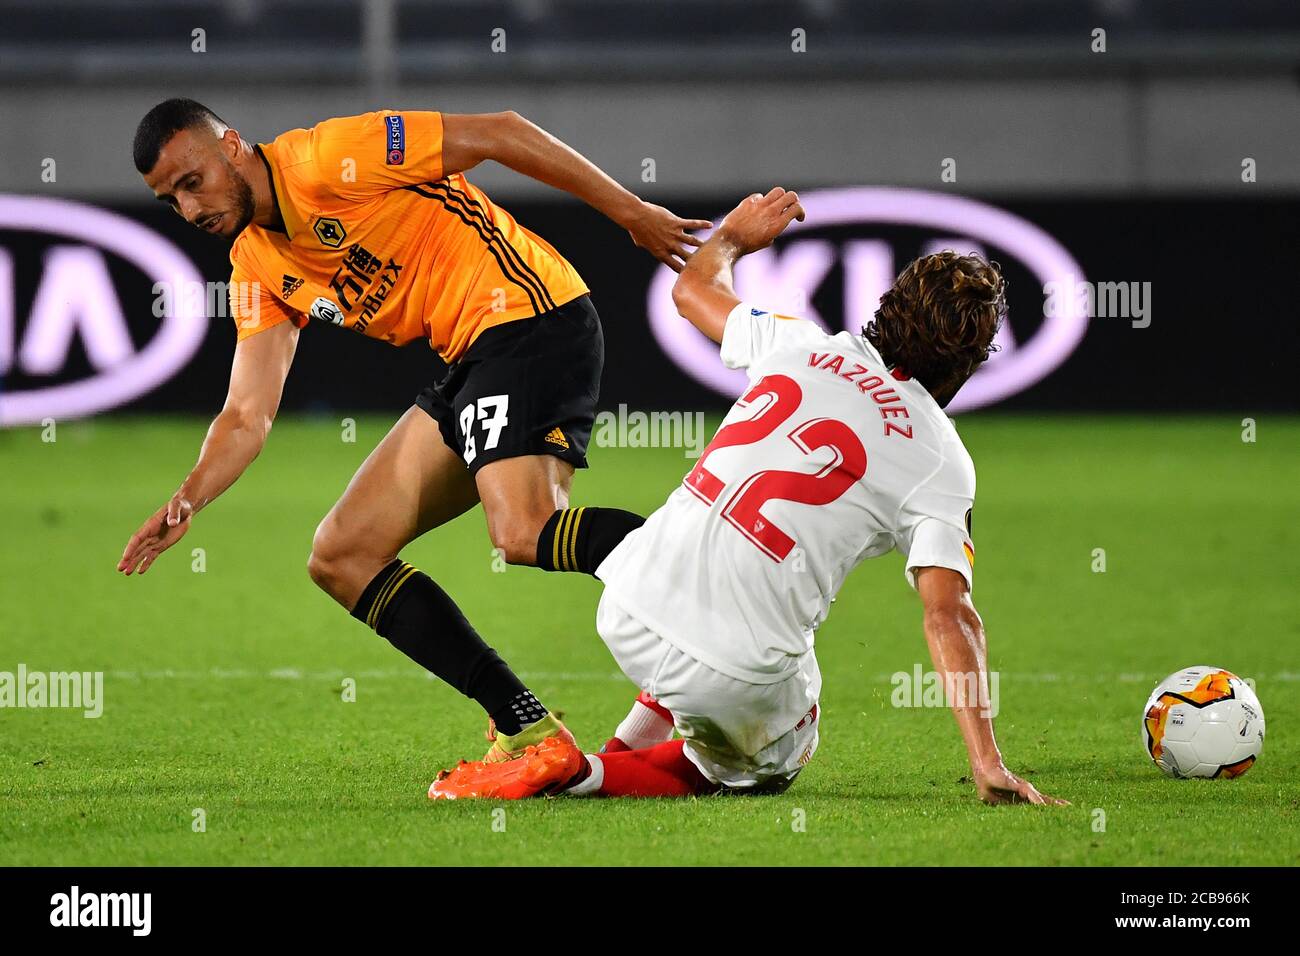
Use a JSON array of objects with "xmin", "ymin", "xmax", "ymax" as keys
[
  {"xmin": 440, "ymin": 111, "xmax": 711, "ymax": 272},
  {"xmin": 671, "ymin": 187, "xmax": 806, "ymax": 343},
  {"xmin": 914, "ymin": 566, "xmax": 1069, "ymax": 807},
  {"xmin": 117, "ymin": 320, "xmax": 299, "ymax": 576}
]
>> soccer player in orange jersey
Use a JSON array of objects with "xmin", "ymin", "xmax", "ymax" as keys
[{"xmin": 118, "ymin": 99, "xmax": 708, "ymax": 759}]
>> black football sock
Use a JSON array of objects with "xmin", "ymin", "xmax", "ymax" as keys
[
  {"xmin": 350, "ymin": 559, "xmax": 533, "ymax": 718},
  {"xmin": 535, "ymin": 507, "xmax": 646, "ymax": 574},
  {"xmin": 489, "ymin": 690, "xmax": 549, "ymax": 738}
]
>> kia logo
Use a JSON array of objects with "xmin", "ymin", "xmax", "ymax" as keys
[
  {"xmin": 647, "ymin": 188, "xmax": 1088, "ymax": 413},
  {"xmin": 0, "ymin": 195, "xmax": 207, "ymax": 426}
]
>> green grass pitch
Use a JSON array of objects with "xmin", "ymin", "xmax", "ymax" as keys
[{"xmin": 1, "ymin": 413, "xmax": 1296, "ymax": 866}]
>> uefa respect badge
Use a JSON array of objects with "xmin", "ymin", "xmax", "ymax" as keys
[{"xmin": 385, "ymin": 114, "xmax": 405, "ymax": 165}]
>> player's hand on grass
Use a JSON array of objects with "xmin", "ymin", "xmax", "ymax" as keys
[
  {"xmin": 625, "ymin": 201, "xmax": 712, "ymax": 272},
  {"xmin": 716, "ymin": 187, "xmax": 806, "ymax": 255},
  {"xmin": 974, "ymin": 763, "xmax": 1069, "ymax": 807},
  {"xmin": 117, "ymin": 494, "xmax": 194, "ymax": 575}
]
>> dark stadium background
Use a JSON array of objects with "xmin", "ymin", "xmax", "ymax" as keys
[{"xmin": 2, "ymin": 197, "xmax": 1297, "ymax": 416}]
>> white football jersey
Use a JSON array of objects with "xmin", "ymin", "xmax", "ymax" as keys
[{"xmin": 596, "ymin": 302, "xmax": 977, "ymax": 684}]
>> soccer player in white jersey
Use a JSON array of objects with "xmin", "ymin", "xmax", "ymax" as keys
[{"xmin": 431, "ymin": 188, "xmax": 1067, "ymax": 807}]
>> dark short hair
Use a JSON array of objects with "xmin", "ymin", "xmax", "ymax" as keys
[
  {"xmin": 863, "ymin": 251, "xmax": 1006, "ymax": 399},
  {"xmin": 133, "ymin": 98, "xmax": 227, "ymax": 174}
]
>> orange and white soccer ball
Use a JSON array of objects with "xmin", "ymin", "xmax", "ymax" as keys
[{"xmin": 1142, "ymin": 666, "xmax": 1265, "ymax": 779}]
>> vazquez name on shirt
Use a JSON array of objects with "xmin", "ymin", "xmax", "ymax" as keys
[{"xmin": 597, "ymin": 303, "xmax": 977, "ymax": 684}]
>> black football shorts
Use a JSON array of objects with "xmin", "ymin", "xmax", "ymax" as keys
[{"xmin": 416, "ymin": 294, "xmax": 604, "ymax": 474}]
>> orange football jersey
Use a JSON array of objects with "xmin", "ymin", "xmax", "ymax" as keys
[{"xmin": 228, "ymin": 110, "xmax": 589, "ymax": 362}]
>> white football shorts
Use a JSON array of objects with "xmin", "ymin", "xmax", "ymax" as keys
[{"xmin": 596, "ymin": 590, "xmax": 821, "ymax": 791}]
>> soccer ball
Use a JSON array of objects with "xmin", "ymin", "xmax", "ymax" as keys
[{"xmin": 1142, "ymin": 666, "xmax": 1264, "ymax": 779}]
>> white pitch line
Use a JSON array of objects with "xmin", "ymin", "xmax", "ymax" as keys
[
  {"xmin": 871, "ymin": 672, "xmax": 1296, "ymax": 683},
  {"xmin": 106, "ymin": 668, "xmax": 627, "ymax": 682},
  {"xmin": 101, "ymin": 668, "xmax": 1300, "ymax": 683}
]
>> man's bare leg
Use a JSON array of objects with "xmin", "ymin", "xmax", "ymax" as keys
[
  {"xmin": 474, "ymin": 454, "xmax": 574, "ymax": 567},
  {"xmin": 475, "ymin": 454, "xmax": 646, "ymax": 575},
  {"xmin": 309, "ymin": 407, "xmax": 479, "ymax": 608},
  {"xmin": 306, "ymin": 407, "xmax": 566, "ymax": 750}
]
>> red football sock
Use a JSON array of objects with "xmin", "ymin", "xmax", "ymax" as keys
[
  {"xmin": 635, "ymin": 690, "xmax": 673, "ymax": 722},
  {"xmin": 595, "ymin": 739, "xmax": 719, "ymax": 797},
  {"xmin": 604, "ymin": 691, "xmax": 674, "ymax": 753}
]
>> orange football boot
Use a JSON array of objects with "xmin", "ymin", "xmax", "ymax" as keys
[
  {"xmin": 430, "ymin": 735, "xmax": 586, "ymax": 800},
  {"xmin": 481, "ymin": 713, "xmax": 576, "ymax": 763}
]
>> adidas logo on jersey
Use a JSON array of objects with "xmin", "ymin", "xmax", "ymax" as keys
[
  {"xmin": 544, "ymin": 427, "xmax": 569, "ymax": 450},
  {"xmin": 282, "ymin": 274, "xmax": 304, "ymax": 298}
]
